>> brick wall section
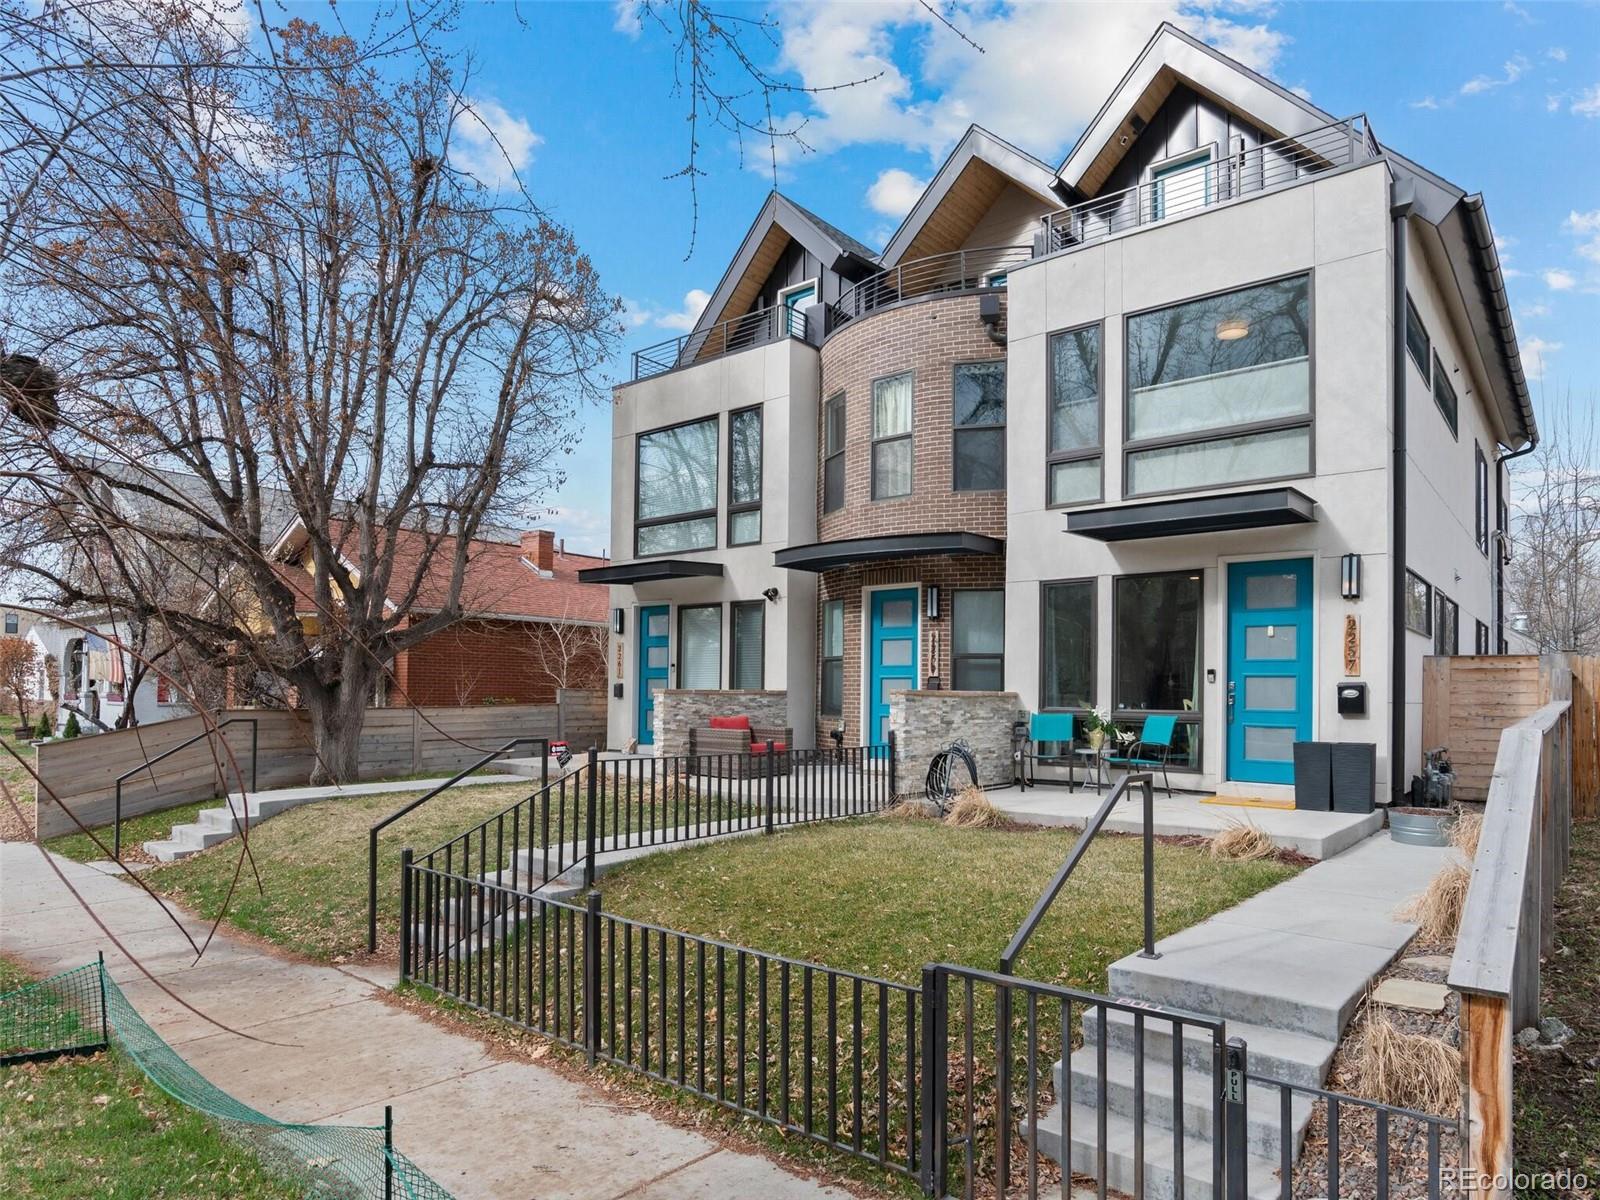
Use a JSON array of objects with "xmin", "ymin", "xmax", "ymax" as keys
[
  {"xmin": 392, "ymin": 618, "xmax": 607, "ymax": 707},
  {"xmin": 813, "ymin": 554, "xmax": 1007, "ymax": 746},
  {"xmin": 817, "ymin": 293, "xmax": 1008, "ymax": 542},
  {"xmin": 653, "ymin": 690, "xmax": 790, "ymax": 757},
  {"xmin": 890, "ymin": 690, "xmax": 1024, "ymax": 795}
]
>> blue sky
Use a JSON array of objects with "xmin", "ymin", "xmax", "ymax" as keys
[{"xmin": 404, "ymin": 1, "xmax": 1599, "ymax": 553}]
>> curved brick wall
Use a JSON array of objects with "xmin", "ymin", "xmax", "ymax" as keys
[{"xmin": 817, "ymin": 293, "xmax": 1008, "ymax": 542}]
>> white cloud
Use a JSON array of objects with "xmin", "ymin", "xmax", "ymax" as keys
[
  {"xmin": 1517, "ymin": 301, "xmax": 1550, "ymax": 320},
  {"xmin": 1461, "ymin": 55, "xmax": 1530, "ymax": 96},
  {"xmin": 1411, "ymin": 96, "xmax": 1440, "ymax": 111},
  {"xmin": 624, "ymin": 289, "xmax": 711, "ymax": 333},
  {"xmin": 1547, "ymin": 47, "xmax": 1567, "ymax": 62},
  {"xmin": 1565, "ymin": 210, "xmax": 1600, "ymax": 235},
  {"xmin": 612, "ymin": 0, "xmax": 642, "ymax": 38},
  {"xmin": 1503, "ymin": 0, "xmax": 1533, "ymax": 22},
  {"xmin": 452, "ymin": 98, "xmax": 541, "ymax": 189},
  {"xmin": 1289, "ymin": 85, "xmax": 1313, "ymax": 101},
  {"xmin": 1521, "ymin": 337, "xmax": 1561, "ymax": 379},
  {"xmin": 1573, "ymin": 85, "xmax": 1600, "ymax": 117},
  {"xmin": 1542, "ymin": 268, "xmax": 1576, "ymax": 291},
  {"xmin": 866, "ymin": 167, "xmax": 927, "ymax": 217}
]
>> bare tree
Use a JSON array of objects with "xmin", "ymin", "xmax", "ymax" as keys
[
  {"xmin": 1506, "ymin": 392, "xmax": 1600, "ymax": 653},
  {"xmin": 528, "ymin": 610, "xmax": 610, "ymax": 695},
  {"xmin": 0, "ymin": 3, "xmax": 619, "ymax": 782}
]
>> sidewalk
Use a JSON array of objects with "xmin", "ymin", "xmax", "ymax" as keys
[{"xmin": 0, "ymin": 842, "xmax": 849, "ymax": 1200}]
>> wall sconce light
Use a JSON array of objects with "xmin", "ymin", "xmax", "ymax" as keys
[
  {"xmin": 612, "ymin": 608, "xmax": 626, "ymax": 635},
  {"xmin": 762, "ymin": 586, "xmax": 780, "ymax": 603},
  {"xmin": 1340, "ymin": 554, "xmax": 1362, "ymax": 600},
  {"xmin": 924, "ymin": 586, "xmax": 941, "ymax": 620}
]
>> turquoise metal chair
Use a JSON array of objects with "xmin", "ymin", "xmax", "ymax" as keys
[
  {"xmin": 1106, "ymin": 714, "xmax": 1179, "ymax": 797},
  {"xmin": 1020, "ymin": 712, "xmax": 1076, "ymax": 790}
]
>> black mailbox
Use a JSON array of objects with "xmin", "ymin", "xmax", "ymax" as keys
[{"xmin": 1336, "ymin": 682, "xmax": 1368, "ymax": 717}]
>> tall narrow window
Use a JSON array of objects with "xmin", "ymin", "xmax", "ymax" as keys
[
  {"xmin": 1405, "ymin": 296, "xmax": 1431, "ymax": 382},
  {"xmin": 952, "ymin": 362, "xmax": 1006, "ymax": 491},
  {"xmin": 951, "ymin": 590, "xmax": 1004, "ymax": 690},
  {"xmin": 1432, "ymin": 352, "xmax": 1458, "ymax": 437},
  {"xmin": 1404, "ymin": 571, "xmax": 1433, "ymax": 636},
  {"xmin": 730, "ymin": 601, "xmax": 765, "ymax": 689},
  {"xmin": 1475, "ymin": 442, "xmax": 1489, "ymax": 555},
  {"xmin": 1041, "ymin": 580, "xmax": 1095, "ymax": 709},
  {"xmin": 2, "ymin": 612, "xmax": 16, "ymax": 634},
  {"xmin": 1434, "ymin": 592, "xmax": 1459, "ymax": 656},
  {"xmin": 728, "ymin": 406, "xmax": 762, "ymax": 545},
  {"xmin": 1113, "ymin": 572, "xmax": 1203, "ymax": 769},
  {"xmin": 677, "ymin": 604, "xmax": 721, "ymax": 689},
  {"xmin": 1475, "ymin": 620, "xmax": 1490, "ymax": 656},
  {"xmin": 871, "ymin": 372, "xmax": 913, "ymax": 499},
  {"xmin": 823, "ymin": 393, "xmax": 846, "ymax": 513},
  {"xmin": 1047, "ymin": 324, "xmax": 1102, "ymax": 506},
  {"xmin": 820, "ymin": 600, "xmax": 844, "ymax": 716},
  {"xmin": 636, "ymin": 416, "xmax": 718, "ymax": 556}
]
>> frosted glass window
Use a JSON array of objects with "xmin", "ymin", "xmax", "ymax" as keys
[
  {"xmin": 1126, "ymin": 426, "xmax": 1309, "ymax": 496},
  {"xmin": 1245, "ymin": 625, "xmax": 1297, "ymax": 659},
  {"xmin": 729, "ymin": 510, "xmax": 761, "ymax": 545},
  {"xmin": 647, "ymin": 612, "xmax": 669, "ymax": 637},
  {"xmin": 1245, "ymin": 573, "xmax": 1299, "ymax": 609},
  {"xmin": 881, "ymin": 599, "xmax": 914, "ymax": 627},
  {"xmin": 646, "ymin": 646, "xmax": 667, "ymax": 669},
  {"xmin": 1049, "ymin": 458, "xmax": 1101, "ymax": 506},
  {"xmin": 880, "ymin": 679, "xmax": 900, "ymax": 705},
  {"xmin": 1245, "ymin": 677, "xmax": 1297, "ymax": 710},
  {"xmin": 880, "ymin": 639, "xmax": 913, "ymax": 666},
  {"xmin": 1244, "ymin": 726, "xmax": 1296, "ymax": 761}
]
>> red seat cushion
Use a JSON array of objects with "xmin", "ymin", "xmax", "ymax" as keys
[
  {"xmin": 750, "ymin": 741, "xmax": 788, "ymax": 755},
  {"xmin": 709, "ymin": 715, "xmax": 751, "ymax": 731},
  {"xmin": 749, "ymin": 741, "xmax": 769, "ymax": 753},
  {"xmin": 771, "ymin": 742, "xmax": 788, "ymax": 752}
]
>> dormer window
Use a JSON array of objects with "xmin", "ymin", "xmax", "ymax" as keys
[{"xmin": 1148, "ymin": 148, "xmax": 1214, "ymax": 222}]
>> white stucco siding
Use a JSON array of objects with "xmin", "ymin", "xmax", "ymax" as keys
[{"xmin": 1003, "ymin": 162, "xmax": 1397, "ymax": 798}]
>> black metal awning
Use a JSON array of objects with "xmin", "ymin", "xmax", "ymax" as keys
[
  {"xmin": 577, "ymin": 559, "xmax": 725, "ymax": 584},
  {"xmin": 1066, "ymin": 487, "xmax": 1317, "ymax": 542},
  {"xmin": 773, "ymin": 531, "xmax": 1004, "ymax": 572}
]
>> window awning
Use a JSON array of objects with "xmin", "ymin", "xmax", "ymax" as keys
[
  {"xmin": 577, "ymin": 560, "xmax": 725, "ymax": 584},
  {"xmin": 773, "ymin": 531, "xmax": 1004, "ymax": 572},
  {"xmin": 1066, "ymin": 487, "xmax": 1317, "ymax": 542}
]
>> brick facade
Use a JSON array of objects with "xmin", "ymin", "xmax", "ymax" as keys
[
  {"xmin": 817, "ymin": 293, "xmax": 1009, "ymax": 542},
  {"xmin": 390, "ymin": 618, "xmax": 607, "ymax": 707}
]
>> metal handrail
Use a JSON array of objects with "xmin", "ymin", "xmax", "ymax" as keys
[
  {"xmin": 1039, "ymin": 114, "xmax": 1378, "ymax": 256},
  {"xmin": 999, "ymin": 771, "xmax": 1158, "ymax": 973},
  {"xmin": 366, "ymin": 736, "xmax": 549, "ymax": 952},
  {"xmin": 631, "ymin": 302, "xmax": 807, "ymax": 381},
  {"xmin": 112, "ymin": 716, "xmax": 258, "ymax": 861},
  {"xmin": 826, "ymin": 244, "xmax": 1030, "ymax": 334}
]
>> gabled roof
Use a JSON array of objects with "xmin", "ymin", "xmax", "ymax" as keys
[
  {"xmin": 689, "ymin": 191, "xmax": 878, "ymax": 339},
  {"xmin": 878, "ymin": 125, "xmax": 1061, "ymax": 266}
]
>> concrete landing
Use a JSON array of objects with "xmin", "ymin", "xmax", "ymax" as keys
[{"xmin": 989, "ymin": 784, "xmax": 1383, "ymax": 860}]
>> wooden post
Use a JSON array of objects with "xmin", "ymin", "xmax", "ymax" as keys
[{"xmin": 1461, "ymin": 992, "xmax": 1512, "ymax": 1198}]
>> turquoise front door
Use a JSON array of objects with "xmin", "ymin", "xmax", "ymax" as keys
[
  {"xmin": 637, "ymin": 605, "xmax": 670, "ymax": 746},
  {"xmin": 868, "ymin": 589, "xmax": 919, "ymax": 750},
  {"xmin": 1226, "ymin": 559, "xmax": 1314, "ymax": 785}
]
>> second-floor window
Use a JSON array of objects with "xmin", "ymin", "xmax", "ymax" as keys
[
  {"xmin": 1432, "ymin": 352, "xmax": 1458, "ymax": 437},
  {"xmin": 1405, "ymin": 296, "xmax": 1431, "ymax": 381},
  {"xmin": 952, "ymin": 361, "xmax": 1006, "ymax": 491},
  {"xmin": 1125, "ymin": 274, "xmax": 1311, "ymax": 498},
  {"xmin": 823, "ymin": 393, "xmax": 846, "ymax": 513},
  {"xmin": 1047, "ymin": 323, "xmax": 1102, "ymax": 506},
  {"xmin": 872, "ymin": 372, "xmax": 913, "ymax": 499},
  {"xmin": 636, "ymin": 416, "xmax": 718, "ymax": 557},
  {"xmin": 1475, "ymin": 443, "xmax": 1489, "ymax": 555},
  {"xmin": 2, "ymin": 613, "xmax": 16, "ymax": 634},
  {"xmin": 728, "ymin": 406, "xmax": 762, "ymax": 546}
]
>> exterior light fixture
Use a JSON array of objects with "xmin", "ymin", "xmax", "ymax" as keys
[
  {"xmin": 1214, "ymin": 318, "xmax": 1251, "ymax": 341},
  {"xmin": 924, "ymin": 586, "xmax": 940, "ymax": 620},
  {"xmin": 1340, "ymin": 554, "xmax": 1362, "ymax": 600},
  {"xmin": 762, "ymin": 586, "xmax": 780, "ymax": 603},
  {"xmin": 612, "ymin": 608, "xmax": 625, "ymax": 635}
]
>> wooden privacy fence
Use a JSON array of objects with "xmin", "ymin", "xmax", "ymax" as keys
[
  {"xmin": 33, "ymin": 691, "xmax": 604, "ymax": 839},
  {"xmin": 1449, "ymin": 699, "xmax": 1575, "ymax": 1197}
]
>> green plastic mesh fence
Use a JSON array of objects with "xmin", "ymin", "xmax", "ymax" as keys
[{"xmin": 1, "ymin": 960, "xmax": 456, "ymax": 1200}]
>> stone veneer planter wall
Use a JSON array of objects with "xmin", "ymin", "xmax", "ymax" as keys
[
  {"xmin": 889, "ymin": 689, "xmax": 1022, "ymax": 794},
  {"xmin": 653, "ymin": 690, "xmax": 790, "ymax": 757}
]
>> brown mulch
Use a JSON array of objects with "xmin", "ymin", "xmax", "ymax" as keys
[{"xmin": 0, "ymin": 795, "xmax": 35, "ymax": 842}]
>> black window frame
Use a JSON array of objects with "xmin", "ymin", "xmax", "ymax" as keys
[
  {"xmin": 823, "ymin": 392, "xmax": 846, "ymax": 514},
  {"xmin": 870, "ymin": 370, "xmax": 914, "ymax": 501},
  {"xmin": 950, "ymin": 588, "xmax": 1005, "ymax": 691},
  {"xmin": 1039, "ymin": 578, "xmax": 1097, "ymax": 712},
  {"xmin": 1475, "ymin": 619, "xmax": 1490, "ymax": 656},
  {"xmin": 1474, "ymin": 441, "xmax": 1489, "ymax": 555},
  {"xmin": 1110, "ymin": 570, "xmax": 1204, "ymax": 774},
  {"xmin": 634, "ymin": 414, "xmax": 719, "ymax": 559},
  {"xmin": 727, "ymin": 404, "xmax": 763, "ymax": 546},
  {"xmin": 820, "ymin": 599, "xmax": 844, "ymax": 716},
  {"xmin": 951, "ymin": 360, "xmax": 1007, "ymax": 493},
  {"xmin": 2, "ymin": 612, "xmax": 16, "ymax": 635},
  {"xmin": 1434, "ymin": 591, "xmax": 1459, "ymax": 656},
  {"xmin": 676, "ymin": 602, "xmax": 723, "ymax": 690},
  {"xmin": 1432, "ymin": 351, "xmax": 1459, "ymax": 438},
  {"xmin": 1405, "ymin": 294, "xmax": 1431, "ymax": 382},
  {"xmin": 728, "ymin": 599, "xmax": 765, "ymax": 690},
  {"xmin": 1404, "ymin": 570, "xmax": 1433, "ymax": 636},
  {"xmin": 1046, "ymin": 321, "xmax": 1104, "ymax": 509}
]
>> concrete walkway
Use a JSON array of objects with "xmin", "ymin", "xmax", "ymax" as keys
[{"xmin": 0, "ymin": 842, "xmax": 847, "ymax": 1200}]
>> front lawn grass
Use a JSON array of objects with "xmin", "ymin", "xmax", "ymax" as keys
[
  {"xmin": 45, "ymin": 800, "xmax": 212, "ymax": 863},
  {"xmin": 0, "ymin": 957, "xmax": 301, "ymax": 1200}
]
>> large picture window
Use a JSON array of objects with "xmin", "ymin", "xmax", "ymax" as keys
[
  {"xmin": 677, "ymin": 604, "xmax": 721, "ymax": 690},
  {"xmin": 871, "ymin": 372, "xmax": 913, "ymax": 499},
  {"xmin": 636, "ymin": 417, "xmax": 718, "ymax": 556},
  {"xmin": 823, "ymin": 393, "xmax": 846, "ymax": 513},
  {"xmin": 820, "ymin": 600, "xmax": 844, "ymax": 716},
  {"xmin": 951, "ymin": 590, "xmax": 1004, "ymax": 691},
  {"xmin": 1113, "ymin": 572, "xmax": 1202, "ymax": 770},
  {"xmin": 952, "ymin": 362, "xmax": 1006, "ymax": 491},
  {"xmin": 730, "ymin": 600, "xmax": 764, "ymax": 689},
  {"xmin": 1125, "ymin": 275, "xmax": 1311, "ymax": 497},
  {"xmin": 728, "ymin": 406, "xmax": 762, "ymax": 545},
  {"xmin": 1047, "ymin": 324, "xmax": 1102, "ymax": 507},
  {"xmin": 1041, "ymin": 580, "xmax": 1094, "ymax": 710}
]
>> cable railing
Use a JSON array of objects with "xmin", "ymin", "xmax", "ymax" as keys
[
  {"xmin": 1039, "ymin": 114, "xmax": 1380, "ymax": 256},
  {"xmin": 630, "ymin": 302, "xmax": 807, "ymax": 381},
  {"xmin": 826, "ymin": 244, "xmax": 1030, "ymax": 334}
]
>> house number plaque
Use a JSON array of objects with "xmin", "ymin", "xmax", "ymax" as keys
[{"xmin": 1343, "ymin": 614, "xmax": 1360, "ymax": 677}]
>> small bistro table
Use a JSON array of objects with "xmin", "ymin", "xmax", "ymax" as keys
[{"xmin": 1072, "ymin": 744, "xmax": 1111, "ymax": 792}]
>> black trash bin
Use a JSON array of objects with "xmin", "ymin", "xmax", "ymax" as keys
[
  {"xmin": 1331, "ymin": 743, "xmax": 1377, "ymax": 813},
  {"xmin": 1293, "ymin": 741, "xmax": 1332, "ymax": 811}
]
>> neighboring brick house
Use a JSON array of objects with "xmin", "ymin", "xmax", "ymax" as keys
[{"xmin": 273, "ymin": 521, "xmax": 608, "ymax": 707}]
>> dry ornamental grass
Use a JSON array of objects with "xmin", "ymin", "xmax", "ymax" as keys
[
  {"xmin": 1208, "ymin": 820, "xmax": 1275, "ymax": 861},
  {"xmin": 1351, "ymin": 1006, "xmax": 1461, "ymax": 1117},
  {"xmin": 1397, "ymin": 861, "xmax": 1471, "ymax": 942},
  {"xmin": 944, "ymin": 786, "xmax": 1008, "ymax": 828}
]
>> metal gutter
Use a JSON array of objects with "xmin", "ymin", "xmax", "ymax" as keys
[{"xmin": 1461, "ymin": 194, "xmax": 1537, "ymax": 448}]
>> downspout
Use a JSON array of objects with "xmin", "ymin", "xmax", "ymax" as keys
[
  {"xmin": 1493, "ymin": 442, "xmax": 1537, "ymax": 652},
  {"xmin": 1389, "ymin": 182, "xmax": 1415, "ymax": 807}
]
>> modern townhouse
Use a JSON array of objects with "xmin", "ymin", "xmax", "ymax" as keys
[{"xmin": 582, "ymin": 23, "xmax": 1535, "ymax": 807}]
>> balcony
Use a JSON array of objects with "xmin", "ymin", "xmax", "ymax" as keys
[
  {"xmin": 824, "ymin": 244, "xmax": 1032, "ymax": 336},
  {"xmin": 1038, "ymin": 115, "xmax": 1380, "ymax": 255},
  {"xmin": 630, "ymin": 303, "xmax": 807, "ymax": 382}
]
